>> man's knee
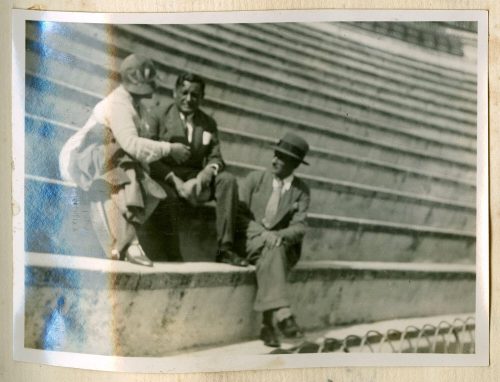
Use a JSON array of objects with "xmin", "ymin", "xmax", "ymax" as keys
[
  {"xmin": 215, "ymin": 171, "xmax": 237, "ymax": 188},
  {"xmin": 256, "ymin": 245, "xmax": 287, "ymax": 268}
]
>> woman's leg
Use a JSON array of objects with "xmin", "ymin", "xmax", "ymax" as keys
[{"xmin": 89, "ymin": 195, "xmax": 136, "ymax": 258}]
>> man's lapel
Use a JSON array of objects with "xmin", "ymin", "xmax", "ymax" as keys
[
  {"xmin": 255, "ymin": 172, "xmax": 274, "ymax": 219},
  {"xmin": 165, "ymin": 105, "xmax": 189, "ymax": 144}
]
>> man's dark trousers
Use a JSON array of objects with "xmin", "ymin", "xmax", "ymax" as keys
[{"xmin": 139, "ymin": 169, "xmax": 238, "ymax": 261}]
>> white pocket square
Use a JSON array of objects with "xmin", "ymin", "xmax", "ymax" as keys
[{"xmin": 202, "ymin": 131, "xmax": 212, "ymax": 145}]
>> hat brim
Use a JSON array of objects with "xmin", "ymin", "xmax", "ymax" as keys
[
  {"xmin": 272, "ymin": 145, "xmax": 309, "ymax": 165},
  {"xmin": 123, "ymin": 81, "xmax": 155, "ymax": 96}
]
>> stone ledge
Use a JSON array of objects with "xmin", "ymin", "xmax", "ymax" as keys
[
  {"xmin": 24, "ymin": 253, "xmax": 476, "ymax": 356},
  {"xmin": 26, "ymin": 254, "xmax": 475, "ymax": 290}
]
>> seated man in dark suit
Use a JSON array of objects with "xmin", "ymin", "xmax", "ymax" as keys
[
  {"xmin": 145, "ymin": 72, "xmax": 246, "ymax": 265},
  {"xmin": 236, "ymin": 132, "xmax": 311, "ymax": 347}
]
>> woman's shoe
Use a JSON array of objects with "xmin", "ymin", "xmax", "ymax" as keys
[{"xmin": 125, "ymin": 244, "xmax": 153, "ymax": 267}]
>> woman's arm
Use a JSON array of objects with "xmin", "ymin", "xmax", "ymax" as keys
[{"xmin": 106, "ymin": 100, "xmax": 172, "ymax": 163}]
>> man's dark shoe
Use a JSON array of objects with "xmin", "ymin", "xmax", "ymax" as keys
[
  {"xmin": 216, "ymin": 249, "xmax": 249, "ymax": 267},
  {"xmin": 277, "ymin": 316, "xmax": 304, "ymax": 338},
  {"xmin": 260, "ymin": 325, "xmax": 280, "ymax": 348},
  {"xmin": 295, "ymin": 341, "xmax": 320, "ymax": 353}
]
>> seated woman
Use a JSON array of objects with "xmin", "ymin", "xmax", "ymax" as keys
[{"xmin": 59, "ymin": 54, "xmax": 190, "ymax": 266}]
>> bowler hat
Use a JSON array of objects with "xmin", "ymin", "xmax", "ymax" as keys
[
  {"xmin": 119, "ymin": 54, "xmax": 157, "ymax": 96},
  {"xmin": 272, "ymin": 132, "xmax": 309, "ymax": 165}
]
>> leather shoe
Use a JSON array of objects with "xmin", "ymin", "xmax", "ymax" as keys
[
  {"xmin": 277, "ymin": 316, "xmax": 304, "ymax": 338},
  {"xmin": 125, "ymin": 244, "xmax": 153, "ymax": 267},
  {"xmin": 216, "ymin": 249, "xmax": 249, "ymax": 267},
  {"xmin": 260, "ymin": 325, "xmax": 280, "ymax": 348}
]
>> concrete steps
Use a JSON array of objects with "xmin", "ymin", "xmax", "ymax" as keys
[
  {"xmin": 24, "ymin": 42, "xmax": 477, "ymax": 177},
  {"xmin": 267, "ymin": 22, "xmax": 476, "ymax": 87},
  {"xmin": 24, "ymin": 253, "xmax": 476, "ymax": 356},
  {"xmin": 23, "ymin": 21, "xmax": 478, "ymax": 351},
  {"xmin": 152, "ymin": 22, "xmax": 476, "ymax": 126},
  {"xmin": 26, "ymin": 114, "xmax": 476, "ymax": 203},
  {"xmin": 23, "ymin": 19, "xmax": 477, "ymax": 265},
  {"xmin": 209, "ymin": 22, "xmax": 476, "ymax": 108},
  {"xmin": 26, "ymin": 22, "xmax": 477, "ymax": 153},
  {"xmin": 25, "ymin": 175, "xmax": 475, "ymax": 263},
  {"xmin": 293, "ymin": 22, "xmax": 477, "ymax": 72},
  {"xmin": 24, "ymin": 101, "xmax": 476, "ymax": 231},
  {"xmin": 178, "ymin": 22, "xmax": 477, "ymax": 123},
  {"xmin": 339, "ymin": 22, "xmax": 468, "ymax": 58},
  {"xmin": 118, "ymin": 23, "xmax": 478, "ymax": 145}
]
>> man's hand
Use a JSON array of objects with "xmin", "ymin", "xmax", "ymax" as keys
[
  {"xmin": 195, "ymin": 166, "xmax": 216, "ymax": 196},
  {"xmin": 261, "ymin": 230, "xmax": 282, "ymax": 248},
  {"xmin": 169, "ymin": 143, "xmax": 190, "ymax": 164}
]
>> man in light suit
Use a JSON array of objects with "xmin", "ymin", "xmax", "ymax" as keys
[
  {"xmin": 145, "ymin": 72, "xmax": 245, "ymax": 264},
  {"xmin": 236, "ymin": 133, "xmax": 311, "ymax": 347}
]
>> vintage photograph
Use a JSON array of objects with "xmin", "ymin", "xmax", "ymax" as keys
[{"xmin": 12, "ymin": 10, "xmax": 488, "ymax": 372}]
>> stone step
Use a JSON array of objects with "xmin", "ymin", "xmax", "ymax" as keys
[
  {"xmin": 26, "ymin": 115, "xmax": 476, "ymax": 203},
  {"xmin": 26, "ymin": 21, "xmax": 477, "ymax": 148},
  {"xmin": 24, "ymin": 252, "xmax": 476, "ymax": 356},
  {"xmin": 24, "ymin": 176, "xmax": 475, "ymax": 263},
  {"xmin": 24, "ymin": 56, "xmax": 477, "ymax": 175}
]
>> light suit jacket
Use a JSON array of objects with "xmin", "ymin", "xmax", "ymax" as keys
[{"xmin": 238, "ymin": 170, "xmax": 310, "ymax": 250}]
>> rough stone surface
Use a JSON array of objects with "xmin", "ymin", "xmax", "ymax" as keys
[{"xmin": 24, "ymin": 254, "xmax": 475, "ymax": 356}]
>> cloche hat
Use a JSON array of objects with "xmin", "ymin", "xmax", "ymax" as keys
[{"xmin": 120, "ymin": 54, "xmax": 157, "ymax": 96}]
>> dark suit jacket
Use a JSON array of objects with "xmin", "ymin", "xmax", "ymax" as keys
[
  {"xmin": 238, "ymin": 170, "xmax": 310, "ymax": 249},
  {"xmin": 149, "ymin": 103, "xmax": 225, "ymax": 181}
]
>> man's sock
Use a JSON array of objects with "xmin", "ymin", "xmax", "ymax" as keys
[
  {"xmin": 262, "ymin": 309, "xmax": 275, "ymax": 327},
  {"xmin": 219, "ymin": 243, "xmax": 233, "ymax": 253}
]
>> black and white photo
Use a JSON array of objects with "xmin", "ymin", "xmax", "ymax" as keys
[{"xmin": 11, "ymin": 9, "xmax": 489, "ymax": 373}]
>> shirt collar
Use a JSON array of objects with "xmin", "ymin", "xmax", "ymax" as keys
[
  {"xmin": 178, "ymin": 109, "xmax": 194, "ymax": 124},
  {"xmin": 273, "ymin": 174, "xmax": 294, "ymax": 192}
]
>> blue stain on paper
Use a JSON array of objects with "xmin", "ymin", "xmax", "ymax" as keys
[
  {"xmin": 42, "ymin": 296, "xmax": 67, "ymax": 350},
  {"xmin": 24, "ymin": 21, "xmax": 105, "ymax": 257}
]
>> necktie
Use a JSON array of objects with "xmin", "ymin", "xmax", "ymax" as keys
[
  {"xmin": 180, "ymin": 113, "xmax": 194, "ymax": 143},
  {"xmin": 263, "ymin": 179, "xmax": 283, "ymax": 228}
]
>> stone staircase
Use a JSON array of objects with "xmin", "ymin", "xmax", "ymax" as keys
[{"xmin": 23, "ymin": 20, "xmax": 477, "ymax": 354}]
